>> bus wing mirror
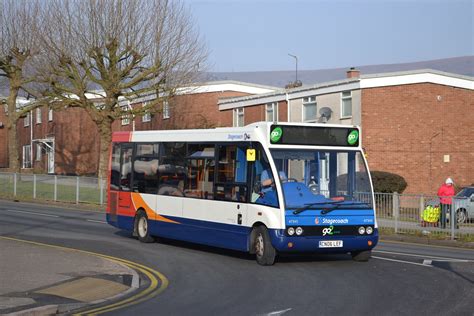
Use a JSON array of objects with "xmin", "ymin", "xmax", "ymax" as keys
[{"xmin": 246, "ymin": 149, "xmax": 256, "ymax": 162}]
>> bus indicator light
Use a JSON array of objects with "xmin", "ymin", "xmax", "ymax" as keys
[
  {"xmin": 288, "ymin": 242, "xmax": 294, "ymax": 248},
  {"xmin": 368, "ymin": 241, "xmax": 373, "ymax": 246}
]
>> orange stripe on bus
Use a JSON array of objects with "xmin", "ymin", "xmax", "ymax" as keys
[{"xmin": 131, "ymin": 193, "xmax": 180, "ymax": 224}]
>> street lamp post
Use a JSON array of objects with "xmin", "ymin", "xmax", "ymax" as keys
[{"xmin": 288, "ymin": 53, "xmax": 298, "ymax": 83}]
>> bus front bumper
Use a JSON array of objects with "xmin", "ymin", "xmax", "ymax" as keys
[{"xmin": 268, "ymin": 229, "xmax": 379, "ymax": 253}]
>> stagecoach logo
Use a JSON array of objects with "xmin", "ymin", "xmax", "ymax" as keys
[
  {"xmin": 347, "ymin": 130, "xmax": 359, "ymax": 145},
  {"xmin": 270, "ymin": 127, "xmax": 283, "ymax": 143},
  {"xmin": 227, "ymin": 133, "xmax": 251, "ymax": 140},
  {"xmin": 315, "ymin": 217, "xmax": 320, "ymax": 224},
  {"xmin": 321, "ymin": 218, "xmax": 349, "ymax": 225}
]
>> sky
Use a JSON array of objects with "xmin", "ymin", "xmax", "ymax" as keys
[{"xmin": 184, "ymin": 0, "xmax": 474, "ymax": 72}]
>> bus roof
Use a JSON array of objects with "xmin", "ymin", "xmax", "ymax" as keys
[{"xmin": 112, "ymin": 121, "xmax": 362, "ymax": 149}]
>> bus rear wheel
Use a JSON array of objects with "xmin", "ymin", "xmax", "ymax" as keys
[
  {"xmin": 253, "ymin": 226, "xmax": 276, "ymax": 266},
  {"xmin": 351, "ymin": 250, "xmax": 371, "ymax": 262},
  {"xmin": 136, "ymin": 210, "xmax": 154, "ymax": 243}
]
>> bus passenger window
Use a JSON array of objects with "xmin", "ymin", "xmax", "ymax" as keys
[
  {"xmin": 215, "ymin": 145, "xmax": 248, "ymax": 202},
  {"xmin": 110, "ymin": 144, "xmax": 121, "ymax": 191},
  {"xmin": 133, "ymin": 143, "xmax": 159, "ymax": 194},
  {"xmin": 158, "ymin": 142, "xmax": 186, "ymax": 197},
  {"xmin": 186, "ymin": 144, "xmax": 215, "ymax": 199}
]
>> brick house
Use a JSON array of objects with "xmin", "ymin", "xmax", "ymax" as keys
[
  {"xmin": 218, "ymin": 70, "xmax": 474, "ymax": 194},
  {"xmin": 7, "ymin": 81, "xmax": 276, "ymax": 175}
]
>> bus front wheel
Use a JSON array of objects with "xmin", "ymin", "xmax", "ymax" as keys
[
  {"xmin": 253, "ymin": 226, "xmax": 276, "ymax": 266},
  {"xmin": 351, "ymin": 250, "xmax": 371, "ymax": 262},
  {"xmin": 135, "ymin": 210, "xmax": 155, "ymax": 243}
]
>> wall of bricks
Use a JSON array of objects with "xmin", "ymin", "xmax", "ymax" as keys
[{"xmin": 361, "ymin": 83, "xmax": 474, "ymax": 195}]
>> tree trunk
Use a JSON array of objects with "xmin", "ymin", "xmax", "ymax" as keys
[
  {"xmin": 6, "ymin": 118, "xmax": 20, "ymax": 172},
  {"xmin": 98, "ymin": 120, "xmax": 113, "ymax": 181},
  {"xmin": 6, "ymin": 89, "xmax": 20, "ymax": 173}
]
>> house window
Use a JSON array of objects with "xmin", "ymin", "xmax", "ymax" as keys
[
  {"xmin": 24, "ymin": 112, "xmax": 30, "ymax": 127},
  {"xmin": 36, "ymin": 143, "xmax": 42, "ymax": 161},
  {"xmin": 48, "ymin": 108, "xmax": 53, "ymax": 121},
  {"xmin": 303, "ymin": 96, "xmax": 317, "ymax": 122},
  {"xmin": 36, "ymin": 108, "xmax": 42, "ymax": 124},
  {"xmin": 265, "ymin": 102, "xmax": 278, "ymax": 122},
  {"xmin": 142, "ymin": 102, "xmax": 151, "ymax": 122},
  {"xmin": 341, "ymin": 91, "xmax": 352, "ymax": 118},
  {"xmin": 22, "ymin": 145, "xmax": 32, "ymax": 168},
  {"xmin": 163, "ymin": 101, "xmax": 170, "ymax": 119},
  {"xmin": 121, "ymin": 106, "xmax": 130, "ymax": 125},
  {"xmin": 233, "ymin": 108, "xmax": 244, "ymax": 127}
]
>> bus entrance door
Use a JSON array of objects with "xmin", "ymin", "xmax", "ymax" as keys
[{"xmin": 118, "ymin": 144, "xmax": 134, "ymax": 217}]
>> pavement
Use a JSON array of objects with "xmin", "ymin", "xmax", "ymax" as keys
[{"xmin": 0, "ymin": 237, "xmax": 139, "ymax": 315}]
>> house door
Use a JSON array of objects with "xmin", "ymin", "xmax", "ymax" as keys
[{"xmin": 47, "ymin": 143, "xmax": 54, "ymax": 174}]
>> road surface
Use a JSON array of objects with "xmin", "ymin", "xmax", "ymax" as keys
[{"xmin": 0, "ymin": 200, "xmax": 472, "ymax": 315}]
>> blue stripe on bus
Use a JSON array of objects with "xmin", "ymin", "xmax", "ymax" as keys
[
  {"xmin": 106, "ymin": 214, "xmax": 378, "ymax": 254},
  {"xmin": 107, "ymin": 214, "xmax": 251, "ymax": 251}
]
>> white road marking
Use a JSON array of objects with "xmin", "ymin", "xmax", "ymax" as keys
[
  {"xmin": 372, "ymin": 256, "xmax": 432, "ymax": 267},
  {"xmin": 86, "ymin": 219, "xmax": 107, "ymax": 224},
  {"xmin": 4, "ymin": 209, "xmax": 59, "ymax": 218},
  {"xmin": 373, "ymin": 250, "xmax": 471, "ymax": 262},
  {"xmin": 423, "ymin": 259, "xmax": 432, "ymax": 265},
  {"xmin": 265, "ymin": 308, "xmax": 292, "ymax": 316}
]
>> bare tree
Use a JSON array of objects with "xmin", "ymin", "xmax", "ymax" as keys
[
  {"xmin": 0, "ymin": 0, "xmax": 43, "ymax": 172},
  {"xmin": 40, "ymin": 0, "xmax": 208, "ymax": 179}
]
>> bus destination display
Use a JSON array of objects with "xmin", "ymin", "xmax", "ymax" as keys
[{"xmin": 270, "ymin": 125, "xmax": 359, "ymax": 147}]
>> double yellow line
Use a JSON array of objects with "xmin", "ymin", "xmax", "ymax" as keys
[{"xmin": 0, "ymin": 236, "xmax": 169, "ymax": 315}]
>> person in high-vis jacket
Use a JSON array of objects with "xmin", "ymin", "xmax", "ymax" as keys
[{"xmin": 437, "ymin": 177, "xmax": 455, "ymax": 229}]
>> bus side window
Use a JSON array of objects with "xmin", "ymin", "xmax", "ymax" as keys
[
  {"xmin": 215, "ymin": 144, "xmax": 248, "ymax": 202},
  {"xmin": 158, "ymin": 142, "xmax": 186, "ymax": 197},
  {"xmin": 110, "ymin": 143, "xmax": 121, "ymax": 191},
  {"xmin": 185, "ymin": 144, "xmax": 215, "ymax": 199},
  {"xmin": 250, "ymin": 146, "xmax": 279, "ymax": 208},
  {"xmin": 133, "ymin": 143, "xmax": 159, "ymax": 194}
]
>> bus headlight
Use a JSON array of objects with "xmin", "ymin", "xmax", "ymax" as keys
[
  {"xmin": 287, "ymin": 227, "xmax": 295, "ymax": 236},
  {"xmin": 295, "ymin": 227, "xmax": 304, "ymax": 236},
  {"xmin": 358, "ymin": 226, "xmax": 366, "ymax": 235},
  {"xmin": 366, "ymin": 226, "xmax": 373, "ymax": 235}
]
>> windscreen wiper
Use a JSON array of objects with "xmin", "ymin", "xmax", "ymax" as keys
[
  {"xmin": 320, "ymin": 202, "xmax": 372, "ymax": 214},
  {"xmin": 292, "ymin": 201, "xmax": 344, "ymax": 215}
]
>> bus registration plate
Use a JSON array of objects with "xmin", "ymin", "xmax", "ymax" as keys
[{"xmin": 319, "ymin": 240, "xmax": 343, "ymax": 248}]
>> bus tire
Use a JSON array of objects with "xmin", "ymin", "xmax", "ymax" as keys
[
  {"xmin": 253, "ymin": 226, "xmax": 276, "ymax": 266},
  {"xmin": 136, "ymin": 210, "xmax": 155, "ymax": 243},
  {"xmin": 351, "ymin": 250, "xmax": 371, "ymax": 262}
]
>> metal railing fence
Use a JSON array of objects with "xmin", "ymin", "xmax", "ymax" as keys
[
  {"xmin": 0, "ymin": 172, "xmax": 106, "ymax": 205},
  {"xmin": 375, "ymin": 192, "xmax": 473, "ymax": 240}
]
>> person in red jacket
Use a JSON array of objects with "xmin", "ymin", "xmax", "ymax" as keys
[{"xmin": 437, "ymin": 177, "xmax": 455, "ymax": 228}]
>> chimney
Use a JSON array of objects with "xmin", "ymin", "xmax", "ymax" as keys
[{"xmin": 346, "ymin": 67, "xmax": 360, "ymax": 79}]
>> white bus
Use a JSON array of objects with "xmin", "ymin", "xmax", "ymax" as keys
[{"xmin": 107, "ymin": 122, "xmax": 378, "ymax": 265}]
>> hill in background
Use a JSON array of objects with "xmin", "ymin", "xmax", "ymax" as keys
[
  {"xmin": 1, "ymin": 56, "xmax": 472, "ymax": 96},
  {"xmin": 203, "ymin": 55, "xmax": 473, "ymax": 88}
]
